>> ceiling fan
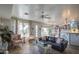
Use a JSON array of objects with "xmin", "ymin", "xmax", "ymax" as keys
[
  {"xmin": 24, "ymin": 12, "xmax": 29, "ymax": 15},
  {"xmin": 41, "ymin": 11, "xmax": 51, "ymax": 19}
]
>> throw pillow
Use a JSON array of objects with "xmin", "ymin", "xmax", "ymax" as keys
[{"xmin": 56, "ymin": 38, "xmax": 63, "ymax": 44}]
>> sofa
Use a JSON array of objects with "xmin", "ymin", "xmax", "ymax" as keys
[{"xmin": 38, "ymin": 36, "xmax": 68, "ymax": 52}]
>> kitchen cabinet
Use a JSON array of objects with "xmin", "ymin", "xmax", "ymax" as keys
[{"xmin": 69, "ymin": 33, "xmax": 79, "ymax": 46}]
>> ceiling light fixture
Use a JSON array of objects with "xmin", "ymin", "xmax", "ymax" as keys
[{"xmin": 24, "ymin": 12, "xmax": 29, "ymax": 15}]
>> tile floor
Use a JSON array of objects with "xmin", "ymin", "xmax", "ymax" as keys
[{"xmin": 9, "ymin": 41, "xmax": 79, "ymax": 54}]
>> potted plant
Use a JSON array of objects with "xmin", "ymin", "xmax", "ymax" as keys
[{"xmin": 0, "ymin": 26, "xmax": 13, "ymax": 53}]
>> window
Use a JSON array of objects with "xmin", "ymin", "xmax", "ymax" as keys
[
  {"xmin": 35, "ymin": 25, "xmax": 38, "ymax": 37},
  {"xmin": 41, "ymin": 27, "xmax": 49, "ymax": 36},
  {"xmin": 18, "ymin": 20, "xmax": 29, "ymax": 38}
]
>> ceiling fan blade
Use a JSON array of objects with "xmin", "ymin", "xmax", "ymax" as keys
[{"xmin": 45, "ymin": 16, "xmax": 51, "ymax": 19}]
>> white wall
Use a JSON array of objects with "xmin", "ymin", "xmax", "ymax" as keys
[
  {"xmin": 0, "ymin": 4, "xmax": 13, "ymax": 18},
  {"xmin": 12, "ymin": 4, "xmax": 30, "ymax": 19},
  {"xmin": 0, "ymin": 4, "xmax": 14, "ymax": 31}
]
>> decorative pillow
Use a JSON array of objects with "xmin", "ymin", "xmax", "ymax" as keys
[
  {"xmin": 39, "ymin": 37, "xmax": 42, "ymax": 41},
  {"xmin": 56, "ymin": 38, "xmax": 63, "ymax": 44},
  {"xmin": 49, "ymin": 37, "xmax": 56, "ymax": 43},
  {"xmin": 42, "ymin": 36, "xmax": 46, "ymax": 40}
]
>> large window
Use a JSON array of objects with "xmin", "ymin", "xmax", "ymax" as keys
[
  {"xmin": 41, "ymin": 27, "xmax": 49, "ymax": 36},
  {"xmin": 18, "ymin": 20, "xmax": 29, "ymax": 38},
  {"xmin": 11, "ymin": 19, "xmax": 16, "ymax": 34}
]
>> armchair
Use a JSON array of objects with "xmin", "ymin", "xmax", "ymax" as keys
[{"xmin": 11, "ymin": 34, "xmax": 23, "ymax": 47}]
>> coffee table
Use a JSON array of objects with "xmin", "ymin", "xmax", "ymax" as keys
[{"xmin": 37, "ymin": 42, "xmax": 52, "ymax": 54}]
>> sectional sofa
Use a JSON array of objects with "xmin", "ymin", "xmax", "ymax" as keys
[{"xmin": 37, "ymin": 36, "xmax": 68, "ymax": 52}]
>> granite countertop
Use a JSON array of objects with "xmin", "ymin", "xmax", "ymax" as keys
[{"xmin": 69, "ymin": 32, "xmax": 79, "ymax": 34}]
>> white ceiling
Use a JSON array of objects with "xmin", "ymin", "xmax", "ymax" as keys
[{"xmin": 1, "ymin": 4, "xmax": 79, "ymax": 25}]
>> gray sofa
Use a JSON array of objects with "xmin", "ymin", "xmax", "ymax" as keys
[{"xmin": 38, "ymin": 36, "xmax": 68, "ymax": 52}]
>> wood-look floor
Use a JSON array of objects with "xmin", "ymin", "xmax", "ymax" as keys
[{"xmin": 9, "ymin": 41, "xmax": 79, "ymax": 54}]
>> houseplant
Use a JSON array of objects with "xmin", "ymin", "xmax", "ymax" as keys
[{"xmin": 0, "ymin": 26, "xmax": 13, "ymax": 51}]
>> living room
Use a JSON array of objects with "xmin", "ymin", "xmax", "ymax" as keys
[{"xmin": 0, "ymin": 4, "xmax": 79, "ymax": 54}]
